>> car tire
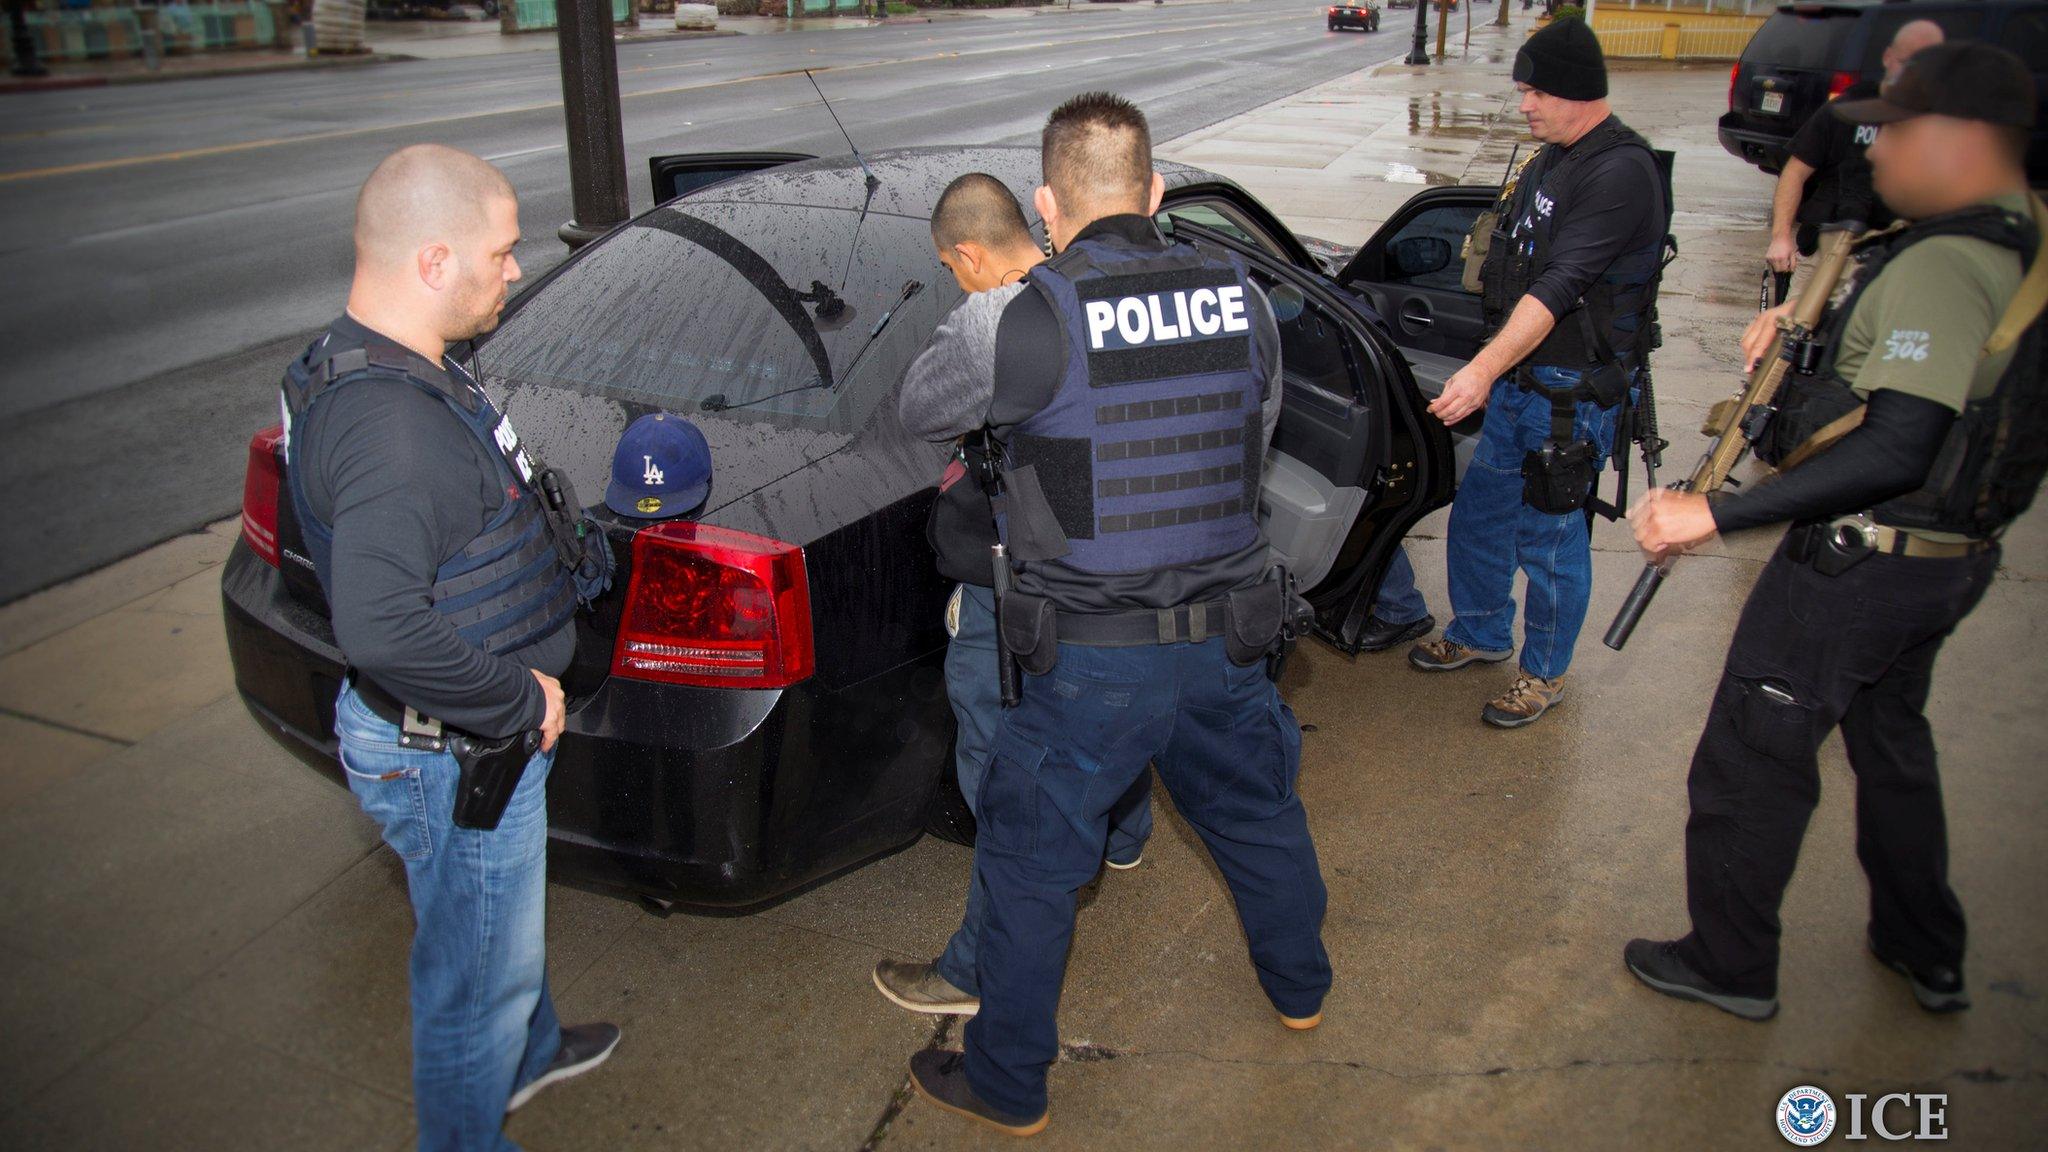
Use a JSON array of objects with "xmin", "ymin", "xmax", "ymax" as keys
[
  {"xmin": 923, "ymin": 758, "xmax": 977, "ymax": 846},
  {"xmin": 1327, "ymin": 17, "xmax": 1338, "ymax": 30}
]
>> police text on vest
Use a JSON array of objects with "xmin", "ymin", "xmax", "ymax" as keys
[{"xmin": 1085, "ymin": 286, "xmax": 1250, "ymax": 351}]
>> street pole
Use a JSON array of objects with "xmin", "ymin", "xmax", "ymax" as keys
[
  {"xmin": 554, "ymin": 0, "xmax": 630, "ymax": 249},
  {"xmin": 9, "ymin": 0, "xmax": 48, "ymax": 78},
  {"xmin": 1405, "ymin": 0, "xmax": 1429, "ymax": 64},
  {"xmin": 1435, "ymin": 0, "xmax": 1448, "ymax": 59},
  {"xmin": 1496, "ymin": 0, "xmax": 1509, "ymax": 28}
]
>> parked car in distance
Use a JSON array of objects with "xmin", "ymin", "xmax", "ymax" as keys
[
  {"xmin": 224, "ymin": 146, "xmax": 1502, "ymax": 913},
  {"xmin": 1329, "ymin": 2, "xmax": 1381, "ymax": 31},
  {"xmin": 1719, "ymin": 0, "xmax": 2048, "ymax": 183}
]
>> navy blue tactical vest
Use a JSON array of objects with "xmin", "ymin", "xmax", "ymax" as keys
[
  {"xmin": 281, "ymin": 333, "xmax": 580, "ymax": 656},
  {"xmin": 999, "ymin": 233, "xmax": 1269, "ymax": 588}
]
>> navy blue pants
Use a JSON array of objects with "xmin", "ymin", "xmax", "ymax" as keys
[
  {"xmin": 938, "ymin": 584, "xmax": 1152, "ymax": 995},
  {"xmin": 963, "ymin": 639, "xmax": 1331, "ymax": 1118}
]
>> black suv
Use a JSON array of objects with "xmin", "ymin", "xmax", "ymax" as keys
[{"xmin": 1719, "ymin": 0, "xmax": 2048, "ymax": 181}]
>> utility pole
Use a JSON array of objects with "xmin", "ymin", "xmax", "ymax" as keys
[
  {"xmin": 555, "ymin": 0, "xmax": 630, "ymax": 249},
  {"xmin": 1435, "ymin": 0, "xmax": 1449, "ymax": 58},
  {"xmin": 1496, "ymin": 0, "xmax": 1509, "ymax": 28},
  {"xmin": 1405, "ymin": 0, "xmax": 1430, "ymax": 64}
]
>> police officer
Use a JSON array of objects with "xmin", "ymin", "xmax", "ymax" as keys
[
  {"xmin": 1763, "ymin": 19, "xmax": 1944, "ymax": 299},
  {"xmin": 1409, "ymin": 15, "xmax": 1669, "ymax": 729},
  {"xmin": 874, "ymin": 173, "xmax": 1154, "ymax": 1021},
  {"xmin": 894, "ymin": 94, "xmax": 1331, "ymax": 1135},
  {"xmin": 283, "ymin": 145, "xmax": 620, "ymax": 1149},
  {"xmin": 1626, "ymin": 43, "xmax": 2046, "ymax": 1021}
]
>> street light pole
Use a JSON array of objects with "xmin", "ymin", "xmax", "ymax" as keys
[
  {"xmin": 1405, "ymin": 0, "xmax": 1430, "ymax": 64},
  {"xmin": 554, "ymin": 0, "xmax": 630, "ymax": 249}
]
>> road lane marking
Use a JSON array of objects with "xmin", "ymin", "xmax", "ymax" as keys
[{"xmin": 0, "ymin": 13, "xmax": 1292, "ymax": 184}]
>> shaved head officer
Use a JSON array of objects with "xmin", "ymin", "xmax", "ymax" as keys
[{"xmin": 280, "ymin": 144, "xmax": 619, "ymax": 1150}]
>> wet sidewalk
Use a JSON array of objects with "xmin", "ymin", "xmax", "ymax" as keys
[{"xmin": 0, "ymin": 21, "xmax": 2043, "ymax": 1152}]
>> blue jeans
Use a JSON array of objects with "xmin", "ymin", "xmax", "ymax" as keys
[
  {"xmin": 1373, "ymin": 546, "xmax": 1430, "ymax": 626},
  {"xmin": 336, "ymin": 685, "xmax": 560, "ymax": 1152},
  {"xmin": 1442, "ymin": 369, "xmax": 1620, "ymax": 680},
  {"xmin": 963, "ymin": 640, "xmax": 1331, "ymax": 1118},
  {"xmin": 937, "ymin": 584, "xmax": 1151, "ymax": 995}
]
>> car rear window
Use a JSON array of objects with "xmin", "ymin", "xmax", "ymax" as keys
[
  {"xmin": 475, "ymin": 201, "xmax": 944, "ymax": 429},
  {"xmin": 1742, "ymin": 11, "xmax": 1856, "ymax": 70}
]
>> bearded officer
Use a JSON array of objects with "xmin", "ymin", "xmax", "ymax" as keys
[
  {"xmin": 1408, "ymin": 15, "xmax": 1669, "ymax": 729},
  {"xmin": 893, "ymin": 93, "xmax": 1331, "ymax": 1135},
  {"xmin": 1626, "ymin": 43, "xmax": 2046, "ymax": 1021},
  {"xmin": 283, "ymin": 144, "xmax": 619, "ymax": 1149}
]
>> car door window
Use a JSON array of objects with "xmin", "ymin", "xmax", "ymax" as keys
[
  {"xmin": 1157, "ymin": 200, "xmax": 1287, "ymax": 259},
  {"xmin": 1258, "ymin": 276, "xmax": 1358, "ymax": 401},
  {"xmin": 1377, "ymin": 203, "xmax": 1482, "ymax": 294}
]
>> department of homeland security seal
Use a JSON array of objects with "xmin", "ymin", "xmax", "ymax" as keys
[{"xmin": 1776, "ymin": 1085, "xmax": 1836, "ymax": 1146}]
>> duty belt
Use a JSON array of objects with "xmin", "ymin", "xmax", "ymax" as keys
[
  {"xmin": 1056, "ymin": 599, "xmax": 1234, "ymax": 647},
  {"xmin": 1859, "ymin": 523, "xmax": 1996, "ymax": 559},
  {"xmin": 348, "ymin": 672, "xmax": 456, "ymax": 750}
]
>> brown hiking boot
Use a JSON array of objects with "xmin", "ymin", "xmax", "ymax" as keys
[
  {"xmin": 873, "ymin": 959, "xmax": 980, "ymax": 1016},
  {"xmin": 1407, "ymin": 637, "xmax": 1513, "ymax": 672},
  {"xmin": 1482, "ymin": 674, "xmax": 1565, "ymax": 729}
]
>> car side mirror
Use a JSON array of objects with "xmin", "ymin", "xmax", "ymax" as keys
[{"xmin": 1388, "ymin": 235, "xmax": 1454, "ymax": 279}]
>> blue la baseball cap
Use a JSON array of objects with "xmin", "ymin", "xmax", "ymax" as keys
[{"xmin": 606, "ymin": 413, "xmax": 712, "ymax": 519}]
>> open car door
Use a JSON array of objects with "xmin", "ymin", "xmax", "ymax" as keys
[
  {"xmin": 648, "ymin": 151, "xmax": 816, "ymax": 206},
  {"xmin": 1165, "ymin": 216, "xmax": 1455, "ymax": 652}
]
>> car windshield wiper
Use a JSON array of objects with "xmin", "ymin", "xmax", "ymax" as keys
[{"xmin": 701, "ymin": 279, "xmax": 922, "ymax": 414}]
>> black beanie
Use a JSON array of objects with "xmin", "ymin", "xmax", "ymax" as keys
[{"xmin": 1514, "ymin": 16, "xmax": 1607, "ymax": 101}]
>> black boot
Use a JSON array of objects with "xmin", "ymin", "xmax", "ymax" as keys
[
  {"xmin": 1359, "ymin": 613, "xmax": 1434, "ymax": 653},
  {"xmin": 1868, "ymin": 936, "xmax": 1969, "ymax": 1013}
]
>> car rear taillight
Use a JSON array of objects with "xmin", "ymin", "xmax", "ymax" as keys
[
  {"xmin": 611, "ymin": 522, "xmax": 815, "ymax": 689},
  {"xmin": 241, "ymin": 425, "xmax": 284, "ymax": 568},
  {"xmin": 1729, "ymin": 62, "xmax": 1741, "ymax": 110},
  {"xmin": 1828, "ymin": 69, "xmax": 1856, "ymax": 99}
]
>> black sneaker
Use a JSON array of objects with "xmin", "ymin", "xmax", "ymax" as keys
[
  {"xmin": 1623, "ymin": 938, "xmax": 1778, "ymax": 1021},
  {"xmin": 908, "ymin": 1048, "xmax": 1048, "ymax": 1137},
  {"xmin": 506, "ymin": 1023, "xmax": 622, "ymax": 1114},
  {"xmin": 1868, "ymin": 936, "xmax": 1970, "ymax": 1013},
  {"xmin": 1359, "ymin": 613, "xmax": 1435, "ymax": 654}
]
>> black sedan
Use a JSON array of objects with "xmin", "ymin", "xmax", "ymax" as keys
[
  {"xmin": 224, "ymin": 145, "xmax": 1500, "ymax": 911},
  {"xmin": 1328, "ymin": 2, "xmax": 1380, "ymax": 31}
]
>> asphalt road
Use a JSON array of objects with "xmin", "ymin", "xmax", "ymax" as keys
[{"xmin": 0, "ymin": 0, "xmax": 1417, "ymax": 603}]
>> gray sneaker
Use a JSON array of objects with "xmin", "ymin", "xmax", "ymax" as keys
[
  {"xmin": 873, "ymin": 959, "xmax": 980, "ymax": 1017},
  {"xmin": 1408, "ymin": 637, "xmax": 1513, "ymax": 672},
  {"xmin": 506, "ymin": 1022, "xmax": 621, "ymax": 1113}
]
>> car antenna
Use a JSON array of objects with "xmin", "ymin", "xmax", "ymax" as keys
[{"xmin": 806, "ymin": 69, "xmax": 878, "ymax": 195}]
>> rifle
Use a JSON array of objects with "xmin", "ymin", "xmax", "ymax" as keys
[{"xmin": 1601, "ymin": 222, "xmax": 1863, "ymax": 651}]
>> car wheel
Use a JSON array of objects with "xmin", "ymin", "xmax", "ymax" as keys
[
  {"xmin": 923, "ymin": 759, "xmax": 977, "ymax": 847},
  {"xmin": 1327, "ymin": 17, "xmax": 1338, "ymax": 30}
]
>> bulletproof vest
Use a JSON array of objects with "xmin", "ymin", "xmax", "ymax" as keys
[
  {"xmin": 281, "ymin": 333, "xmax": 582, "ymax": 656},
  {"xmin": 998, "ymin": 233, "xmax": 1269, "ymax": 602},
  {"xmin": 1764, "ymin": 201, "xmax": 2048, "ymax": 539},
  {"xmin": 1479, "ymin": 118, "xmax": 1670, "ymax": 373}
]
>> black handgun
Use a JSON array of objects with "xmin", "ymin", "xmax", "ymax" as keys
[{"xmin": 991, "ymin": 543, "xmax": 1021, "ymax": 708}]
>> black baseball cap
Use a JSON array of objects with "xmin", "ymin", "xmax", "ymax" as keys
[{"xmin": 1834, "ymin": 41, "xmax": 2037, "ymax": 129}]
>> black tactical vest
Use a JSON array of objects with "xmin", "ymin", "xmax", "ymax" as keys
[
  {"xmin": 1762, "ymin": 201, "xmax": 2048, "ymax": 539},
  {"xmin": 1479, "ymin": 118, "xmax": 1670, "ymax": 375},
  {"xmin": 282, "ymin": 332, "xmax": 609, "ymax": 655}
]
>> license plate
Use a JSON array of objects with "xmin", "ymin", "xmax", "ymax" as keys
[{"xmin": 1760, "ymin": 91, "xmax": 1785, "ymax": 115}]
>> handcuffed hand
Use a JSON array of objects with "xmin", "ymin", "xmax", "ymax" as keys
[{"xmin": 1629, "ymin": 488, "xmax": 1718, "ymax": 562}]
